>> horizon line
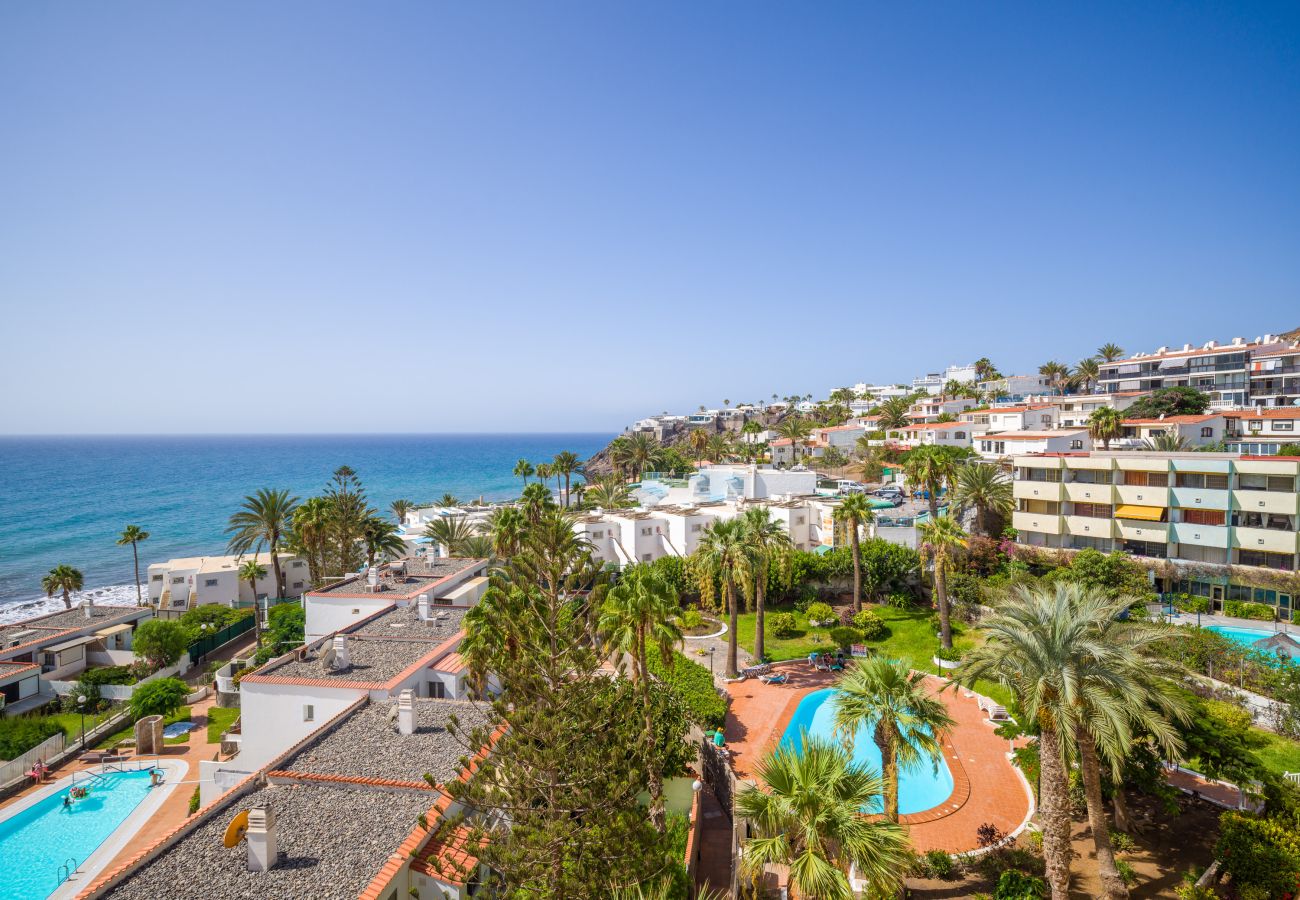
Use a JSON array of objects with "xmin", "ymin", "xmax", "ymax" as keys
[{"xmin": 0, "ymin": 431, "xmax": 619, "ymax": 439}]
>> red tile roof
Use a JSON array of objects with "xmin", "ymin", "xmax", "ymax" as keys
[
  {"xmin": 1223, "ymin": 408, "xmax": 1300, "ymax": 419},
  {"xmin": 1124, "ymin": 415, "xmax": 1222, "ymax": 425}
]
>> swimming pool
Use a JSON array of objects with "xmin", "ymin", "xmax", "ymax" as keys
[
  {"xmin": 0, "ymin": 770, "xmax": 157, "ymax": 899},
  {"xmin": 779, "ymin": 688, "xmax": 955, "ymax": 816},
  {"xmin": 1206, "ymin": 624, "xmax": 1277, "ymax": 649}
]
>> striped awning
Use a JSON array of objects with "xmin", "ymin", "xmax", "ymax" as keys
[{"xmin": 1115, "ymin": 505, "xmax": 1164, "ymax": 522}]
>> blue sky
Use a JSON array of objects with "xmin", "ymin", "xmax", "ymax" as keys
[{"xmin": 2, "ymin": 2, "xmax": 1297, "ymax": 434}]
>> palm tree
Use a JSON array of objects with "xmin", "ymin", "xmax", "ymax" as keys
[
  {"xmin": 833, "ymin": 658, "xmax": 955, "ymax": 822},
  {"xmin": 1097, "ymin": 342, "xmax": 1126, "ymax": 363},
  {"xmin": 957, "ymin": 584, "xmax": 1188, "ymax": 900},
  {"xmin": 550, "ymin": 451, "xmax": 582, "ymax": 508},
  {"xmin": 876, "ymin": 397, "xmax": 911, "ymax": 431},
  {"xmin": 951, "ymin": 463, "xmax": 1013, "ymax": 536},
  {"xmin": 226, "ymin": 488, "xmax": 298, "ymax": 600},
  {"xmin": 1039, "ymin": 360, "xmax": 1071, "ymax": 395},
  {"xmin": 361, "ymin": 515, "xmax": 405, "ymax": 569},
  {"xmin": 973, "ymin": 357, "xmax": 999, "ymax": 381},
  {"xmin": 289, "ymin": 497, "xmax": 334, "ymax": 587},
  {"xmin": 612, "ymin": 432, "xmax": 662, "ymax": 480},
  {"xmin": 833, "ymin": 495, "xmax": 875, "ymax": 613},
  {"xmin": 116, "ymin": 525, "xmax": 150, "ymax": 606},
  {"xmin": 903, "ymin": 445, "xmax": 960, "ymax": 518},
  {"xmin": 42, "ymin": 565, "xmax": 84, "ymax": 609},
  {"xmin": 238, "ymin": 559, "xmax": 268, "ymax": 645},
  {"xmin": 706, "ymin": 432, "xmax": 733, "ymax": 463},
  {"xmin": 941, "ymin": 378, "xmax": 965, "ymax": 400},
  {"xmin": 585, "ymin": 477, "xmax": 632, "ymax": 510},
  {"xmin": 484, "ymin": 506, "xmax": 528, "ymax": 559},
  {"xmin": 687, "ymin": 428, "xmax": 710, "ymax": 461},
  {"xmin": 694, "ymin": 519, "xmax": 757, "ymax": 677},
  {"xmin": 917, "ymin": 516, "xmax": 965, "ymax": 650},
  {"xmin": 736, "ymin": 733, "xmax": 911, "ymax": 899},
  {"xmin": 774, "ymin": 417, "xmax": 812, "ymax": 466},
  {"xmin": 424, "ymin": 515, "xmax": 477, "ymax": 556},
  {"xmin": 1075, "ymin": 357, "xmax": 1101, "ymax": 394},
  {"xmin": 512, "ymin": 458, "xmax": 535, "ymax": 486},
  {"xmin": 390, "ymin": 499, "xmax": 414, "ymax": 525},
  {"xmin": 459, "ymin": 533, "xmax": 494, "ymax": 560},
  {"xmin": 1088, "ymin": 407, "xmax": 1125, "ymax": 451},
  {"xmin": 1143, "ymin": 431, "xmax": 1192, "ymax": 452},
  {"xmin": 438, "ymin": 492, "xmax": 461, "ymax": 508},
  {"xmin": 740, "ymin": 507, "xmax": 791, "ymax": 662},
  {"xmin": 519, "ymin": 482, "xmax": 555, "ymax": 522},
  {"xmin": 599, "ymin": 565, "xmax": 683, "ymax": 831}
]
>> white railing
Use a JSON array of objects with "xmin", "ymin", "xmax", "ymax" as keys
[
  {"xmin": 0, "ymin": 731, "xmax": 66, "ymax": 787},
  {"xmin": 1285, "ymin": 771, "xmax": 1300, "ymax": 785}
]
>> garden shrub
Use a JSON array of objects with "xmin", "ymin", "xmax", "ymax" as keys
[
  {"xmin": 805, "ymin": 602, "xmax": 834, "ymax": 624},
  {"xmin": 788, "ymin": 582, "xmax": 818, "ymax": 612},
  {"xmin": 646, "ymin": 646, "xmax": 727, "ymax": 730},
  {"xmin": 0, "ymin": 717, "xmax": 63, "ymax": 760},
  {"xmin": 886, "ymin": 592, "xmax": 914, "ymax": 609},
  {"xmin": 188, "ymin": 785, "xmax": 201, "ymax": 814},
  {"xmin": 934, "ymin": 645, "xmax": 962, "ymax": 662},
  {"xmin": 768, "ymin": 612, "xmax": 798, "ymax": 638},
  {"xmin": 852, "ymin": 610, "xmax": 886, "ymax": 640},
  {"xmin": 1172, "ymin": 594, "xmax": 1210, "ymax": 615},
  {"xmin": 680, "ymin": 608, "xmax": 704, "ymax": 630},
  {"xmin": 923, "ymin": 849, "xmax": 956, "ymax": 879},
  {"xmin": 133, "ymin": 619, "xmax": 191, "ymax": 669},
  {"xmin": 1115, "ymin": 859, "xmax": 1138, "ymax": 887},
  {"xmin": 1216, "ymin": 811, "xmax": 1300, "ymax": 898},
  {"xmin": 79, "ymin": 665, "xmax": 137, "ymax": 687},
  {"xmin": 828, "ymin": 626, "xmax": 862, "ymax": 648},
  {"xmin": 1223, "ymin": 600, "xmax": 1275, "ymax": 622},
  {"xmin": 129, "ymin": 677, "xmax": 189, "ymax": 721},
  {"xmin": 1109, "ymin": 830, "xmax": 1136, "ymax": 855},
  {"xmin": 994, "ymin": 870, "xmax": 1046, "ymax": 899}
]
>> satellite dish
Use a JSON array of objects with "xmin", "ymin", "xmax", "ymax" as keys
[
  {"xmin": 223, "ymin": 810, "xmax": 250, "ymax": 848},
  {"xmin": 319, "ymin": 647, "xmax": 336, "ymax": 671}
]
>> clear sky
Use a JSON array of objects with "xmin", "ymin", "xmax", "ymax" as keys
[{"xmin": 2, "ymin": 2, "xmax": 1297, "ymax": 434}]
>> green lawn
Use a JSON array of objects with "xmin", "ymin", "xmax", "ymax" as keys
[
  {"xmin": 1254, "ymin": 730, "xmax": 1300, "ymax": 777},
  {"xmin": 41, "ymin": 709, "xmax": 120, "ymax": 743},
  {"xmin": 733, "ymin": 603, "xmax": 1013, "ymax": 706},
  {"xmin": 206, "ymin": 706, "xmax": 240, "ymax": 744}
]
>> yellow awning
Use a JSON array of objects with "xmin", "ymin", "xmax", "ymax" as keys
[{"xmin": 1115, "ymin": 505, "xmax": 1164, "ymax": 522}]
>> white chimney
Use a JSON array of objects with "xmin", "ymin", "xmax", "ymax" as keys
[
  {"xmin": 332, "ymin": 635, "xmax": 351, "ymax": 669},
  {"xmin": 397, "ymin": 689, "xmax": 415, "ymax": 736},
  {"xmin": 366, "ymin": 567, "xmax": 380, "ymax": 592},
  {"xmin": 1156, "ymin": 346, "xmax": 1168, "ymax": 354},
  {"xmin": 1231, "ymin": 337, "xmax": 1244, "ymax": 346},
  {"xmin": 417, "ymin": 594, "xmax": 429, "ymax": 622},
  {"xmin": 246, "ymin": 806, "xmax": 278, "ymax": 872},
  {"xmin": 83, "ymin": 600, "xmax": 92, "ymax": 618},
  {"xmin": 1183, "ymin": 343, "xmax": 1193, "ymax": 351},
  {"xmin": 1204, "ymin": 340, "xmax": 1217, "ymax": 349}
]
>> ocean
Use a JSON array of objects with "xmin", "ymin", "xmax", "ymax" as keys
[{"xmin": 0, "ymin": 433, "xmax": 611, "ymax": 622}]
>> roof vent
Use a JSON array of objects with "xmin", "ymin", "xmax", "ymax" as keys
[
  {"xmin": 1231, "ymin": 337, "xmax": 1244, "ymax": 346},
  {"xmin": 417, "ymin": 594, "xmax": 430, "ymax": 622},
  {"xmin": 396, "ymin": 689, "xmax": 415, "ymax": 736},
  {"xmin": 246, "ymin": 806, "xmax": 278, "ymax": 872},
  {"xmin": 1183, "ymin": 344, "xmax": 1193, "ymax": 351},
  {"xmin": 331, "ymin": 635, "xmax": 351, "ymax": 670},
  {"xmin": 1204, "ymin": 340, "xmax": 1217, "ymax": 349},
  {"xmin": 1156, "ymin": 346, "xmax": 1168, "ymax": 354}
]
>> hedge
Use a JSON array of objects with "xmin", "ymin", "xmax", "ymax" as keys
[
  {"xmin": 78, "ymin": 666, "xmax": 137, "ymax": 687},
  {"xmin": 1224, "ymin": 600, "xmax": 1275, "ymax": 622},
  {"xmin": 0, "ymin": 717, "xmax": 64, "ymax": 761},
  {"xmin": 1216, "ymin": 812, "xmax": 1300, "ymax": 897},
  {"xmin": 648, "ymin": 646, "xmax": 727, "ymax": 731}
]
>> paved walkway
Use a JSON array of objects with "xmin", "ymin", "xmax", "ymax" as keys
[
  {"xmin": 694, "ymin": 788, "xmax": 733, "ymax": 895},
  {"xmin": 719, "ymin": 662, "xmax": 1032, "ymax": 854}
]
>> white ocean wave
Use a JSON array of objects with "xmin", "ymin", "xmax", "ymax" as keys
[{"xmin": 0, "ymin": 583, "xmax": 144, "ymax": 626}]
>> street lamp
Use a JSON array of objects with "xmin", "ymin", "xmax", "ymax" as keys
[
  {"xmin": 708, "ymin": 646, "xmax": 715, "ymax": 677},
  {"xmin": 76, "ymin": 694, "xmax": 87, "ymax": 748}
]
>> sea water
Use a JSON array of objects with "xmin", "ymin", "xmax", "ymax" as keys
[{"xmin": 0, "ymin": 434, "xmax": 610, "ymax": 619}]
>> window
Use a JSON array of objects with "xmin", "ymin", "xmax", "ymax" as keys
[
  {"xmin": 1201, "ymin": 427, "xmax": 1214, "ymax": 438},
  {"xmin": 1181, "ymin": 508, "xmax": 1225, "ymax": 526},
  {"xmin": 292, "ymin": 561, "xmax": 305, "ymax": 568},
  {"xmin": 1248, "ymin": 419, "xmax": 1263, "ymax": 431},
  {"xmin": 303, "ymin": 705, "xmax": 315, "ymax": 722},
  {"xmin": 590, "ymin": 530, "xmax": 603, "ymax": 540},
  {"xmin": 1275, "ymin": 421, "xmax": 1295, "ymax": 431},
  {"xmin": 292, "ymin": 581, "xmax": 303, "ymax": 589},
  {"xmin": 204, "ymin": 579, "xmax": 219, "ymax": 588},
  {"xmin": 690, "ymin": 524, "xmax": 703, "ymax": 533},
  {"xmin": 641, "ymin": 553, "xmax": 652, "ymax": 562},
  {"xmin": 954, "ymin": 431, "xmax": 966, "ymax": 439},
  {"xmin": 1238, "ymin": 550, "xmax": 1295, "ymax": 571},
  {"xmin": 640, "ymin": 527, "xmax": 653, "ymax": 536},
  {"xmin": 171, "ymin": 576, "xmax": 185, "ymax": 585},
  {"xmin": 1070, "ymin": 440, "xmax": 1083, "ymax": 450},
  {"xmin": 1175, "ymin": 473, "xmax": 1228, "ymax": 490},
  {"xmin": 795, "ymin": 516, "xmax": 805, "ymax": 525},
  {"xmin": 435, "ymin": 597, "xmax": 453, "ymax": 606},
  {"xmin": 351, "ymin": 608, "xmax": 361, "ymax": 615},
  {"xmin": 1072, "ymin": 502, "xmax": 1112, "ymax": 519},
  {"xmin": 151, "ymin": 574, "xmax": 163, "ymax": 582},
  {"xmin": 429, "ymin": 680, "xmax": 446, "ymax": 699}
]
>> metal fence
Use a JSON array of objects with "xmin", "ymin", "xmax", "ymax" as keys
[
  {"xmin": 187, "ymin": 616, "xmax": 255, "ymax": 663},
  {"xmin": 0, "ymin": 731, "xmax": 65, "ymax": 787}
]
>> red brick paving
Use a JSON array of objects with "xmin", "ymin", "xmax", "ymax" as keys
[{"xmin": 720, "ymin": 661, "xmax": 1032, "ymax": 854}]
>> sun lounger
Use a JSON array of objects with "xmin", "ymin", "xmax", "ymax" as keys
[
  {"xmin": 759, "ymin": 672, "xmax": 788, "ymax": 685},
  {"xmin": 987, "ymin": 704, "xmax": 1011, "ymax": 722}
]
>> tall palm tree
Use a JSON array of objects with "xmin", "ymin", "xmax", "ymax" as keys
[
  {"xmin": 941, "ymin": 378, "xmax": 965, "ymax": 400},
  {"xmin": 1075, "ymin": 357, "xmax": 1101, "ymax": 394},
  {"xmin": 740, "ymin": 507, "xmax": 791, "ymax": 662},
  {"xmin": 706, "ymin": 432, "xmax": 733, "ymax": 463},
  {"xmin": 459, "ymin": 533, "xmax": 495, "ymax": 561},
  {"xmin": 833, "ymin": 494, "xmax": 875, "ymax": 613},
  {"xmin": 116, "ymin": 525, "xmax": 150, "ymax": 606},
  {"xmin": 693, "ymin": 519, "xmax": 757, "ymax": 677},
  {"xmin": 390, "ymin": 499, "xmax": 414, "ymax": 525},
  {"xmin": 687, "ymin": 427, "xmax": 710, "ymax": 461},
  {"xmin": 1038, "ymin": 360, "xmax": 1072, "ymax": 395},
  {"xmin": 585, "ymin": 477, "xmax": 632, "ymax": 510},
  {"xmin": 917, "ymin": 516, "xmax": 966, "ymax": 650},
  {"xmin": 951, "ymin": 463, "xmax": 1013, "ymax": 536},
  {"xmin": 736, "ymin": 733, "xmax": 911, "ymax": 899},
  {"xmin": 519, "ymin": 482, "xmax": 555, "ymax": 522},
  {"xmin": 903, "ymin": 445, "xmax": 960, "ymax": 518},
  {"xmin": 957, "ymin": 584, "xmax": 1187, "ymax": 900},
  {"xmin": 973, "ymin": 357, "xmax": 999, "ymax": 381},
  {"xmin": 599, "ymin": 565, "xmax": 683, "ymax": 831},
  {"xmin": 1143, "ymin": 431, "xmax": 1192, "ymax": 452},
  {"xmin": 1087, "ymin": 407, "xmax": 1125, "ymax": 451},
  {"xmin": 238, "ymin": 559, "xmax": 268, "ymax": 645},
  {"xmin": 289, "ymin": 497, "xmax": 334, "ymax": 587},
  {"xmin": 550, "ymin": 451, "xmax": 582, "ymax": 508},
  {"xmin": 226, "ymin": 488, "xmax": 299, "ymax": 600},
  {"xmin": 43, "ymin": 565, "xmax": 84, "ymax": 610},
  {"xmin": 424, "ymin": 515, "xmax": 478, "ymax": 556},
  {"xmin": 774, "ymin": 417, "xmax": 812, "ymax": 466},
  {"xmin": 612, "ymin": 432, "xmax": 662, "ymax": 480},
  {"xmin": 361, "ymin": 515, "xmax": 406, "ymax": 569},
  {"xmin": 876, "ymin": 397, "xmax": 911, "ymax": 431},
  {"xmin": 1097, "ymin": 342, "xmax": 1126, "ymax": 363},
  {"xmin": 438, "ymin": 492, "xmax": 461, "ymax": 508},
  {"xmin": 833, "ymin": 658, "xmax": 955, "ymax": 822},
  {"xmin": 484, "ymin": 506, "xmax": 528, "ymax": 559},
  {"xmin": 512, "ymin": 458, "xmax": 535, "ymax": 486}
]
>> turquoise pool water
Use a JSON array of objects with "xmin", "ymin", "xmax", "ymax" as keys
[
  {"xmin": 1205, "ymin": 624, "xmax": 1296, "ymax": 665},
  {"xmin": 779, "ymin": 689, "xmax": 954, "ymax": 815},
  {"xmin": 0, "ymin": 769, "xmax": 156, "ymax": 899}
]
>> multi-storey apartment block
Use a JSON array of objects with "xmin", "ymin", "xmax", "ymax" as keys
[
  {"xmin": 1012, "ymin": 451, "xmax": 1299, "ymax": 617},
  {"xmin": 1224, "ymin": 408, "xmax": 1300, "ymax": 455},
  {"xmin": 1248, "ymin": 342, "xmax": 1300, "ymax": 407},
  {"xmin": 1097, "ymin": 334, "xmax": 1297, "ymax": 409}
]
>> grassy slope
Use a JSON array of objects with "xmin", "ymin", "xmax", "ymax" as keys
[{"xmin": 206, "ymin": 706, "xmax": 240, "ymax": 744}]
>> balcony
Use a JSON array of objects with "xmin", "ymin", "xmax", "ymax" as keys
[
  {"xmin": 1014, "ymin": 481, "xmax": 1063, "ymax": 502},
  {"xmin": 1065, "ymin": 516, "xmax": 1116, "ymax": 539},
  {"xmin": 1013, "ymin": 511, "xmax": 1063, "ymax": 536},
  {"xmin": 1232, "ymin": 527, "xmax": 1299, "ymax": 556},
  {"xmin": 1232, "ymin": 489, "xmax": 1299, "ymax": 516},
  {"xmin": 1065, "ymin": 483, "xmax": 1115, "ymax": 504},
  {"xmin": 1170, "ymin": 522, "xmax": 1231, "ymax": 549},
  {"xmin": 1115, "ymin": 484, "xmax": 1168, "ymax": 507},
  {"xmin": 1170, "ymin": 486, "xmax": 1231, "ymax": 511},
  {"xmin": 1115, "ymin": 520, "xmax": 1169, "ymax": 543}
]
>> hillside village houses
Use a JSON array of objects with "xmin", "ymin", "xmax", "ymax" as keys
[
  {"xmin": 148, "ymin": 551, "xmax": 308, "ymax": 613},
  {"xmin": 1225, "ymin": 407, "xmax": 1300, "ymax": 455}
]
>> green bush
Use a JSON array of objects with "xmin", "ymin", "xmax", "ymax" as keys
[
  {"xmin": 79, "ymin": 665, "xmax": 138, "ymax": 687},
  {"xmin": 995, "ymin": 870, "xmax": 1046, "ymax": 900},
  {"xmin": 935, "ymin": 645, "xmax": 962, "ymax": 663},
  {"xmin": 923, "ymin": 849, "xmax": 956, "ymax": 879},
  {"xmin": 1224, "ymin": 600, "xmax": 1275, "ymax": 622},
  {"xmin": 0, "ymin": 717, "xmax": 63, "ymax": 760},
  {"xmin": 179, "ymin": 604, "xmax": 253, "ymax": 636},
  {"xmin": 1173, "ymin": 594, "xmax": 1211, "ymax": 615},
  {"xmin": 886, "ymin": 592, "xmax": 914, "ymax": 609},
  {"xmin": 805, "ymin": 602, "xmax": 834, "ymax": 623},
  {"xmin": 768, "ymin": 612, "xmax": 799, "ymax": 638},
  {"xmin": 852, "ymin": 610, "xmax": 886, "ymax": 640},
  {"xmin": 129, "ymin": 677, "xmax": 189, "ymax": 721},
  {"xmin": 647, "ymin": 646, "xmax": 727, "ymax": 730},
  {"xmin": 1216, "ymin": 811, "xmax": 1300, "ymax": 897},
  {"xmin": 133, "ymin": 619, "xmax": 191, "ymax": 668},
  {"xmin": 188, "ymin": 785, "xmax": 201, "ymax": 814},
  {"xmin": 828, "ymin": 626, "xmax": 862, "ymax": 648},
  {"xmin": 1115, "ymin": 859, "xmax": 1138, "ymax": 887},
  {"xmin": 680, "ymin": 608, "xmax": 704, "ymax": 629},
  {"xmin": 1109, "ymin": 830, "xmax": 1137, "ymax": 855}
]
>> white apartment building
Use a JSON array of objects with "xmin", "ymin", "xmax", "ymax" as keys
[
  {"xmin": 909, "ymin": 396, "xmax": 978, "ymax": 422},
  {"xmin": 148, "ymin": 552, "xmax": 308, "ymax": 611},
  {"xmin": 982, "ymin": 404, "xmax": 1059, "ymax": 432},
  {"xmin": 913, "ymin": 364, "xmax": 979, "ymax": 395},
  {"xmin": 1042, "ymin": 391, "xmax": 1147, "ymax": 428},
  {"xmin": 977, "ymin": 429, "xmax": 1091, "ymax": 460},
  {"xmin": 1097, "ymin": 335, "xmax": 1289, "ymax": 409},
  {"xmin": 1010, "ymin": 451, "xmax": 1299, "ymax": 617},
  {"xmin": 887, "ymin": 421, "xmax": 984, "ymax": 449},
  {"xmin": 1113, "ymin": 414, "xmax": 1229, "ymax": 449},
  {"xmin": 1247, "ymin": 341, "xmax": 1300, "ymax": 407},
  {"xmin": 978, "ymin": 374, "xmax": 1050, "ymax": 399},
  {"xmin": 1224, "ymin": 408, "xmax": 1300, "ymax": 455}
]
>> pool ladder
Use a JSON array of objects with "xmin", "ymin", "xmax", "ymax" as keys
[{"xmin": 56, "ymin": 857, "xmax": 78, "ymax": 886}]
